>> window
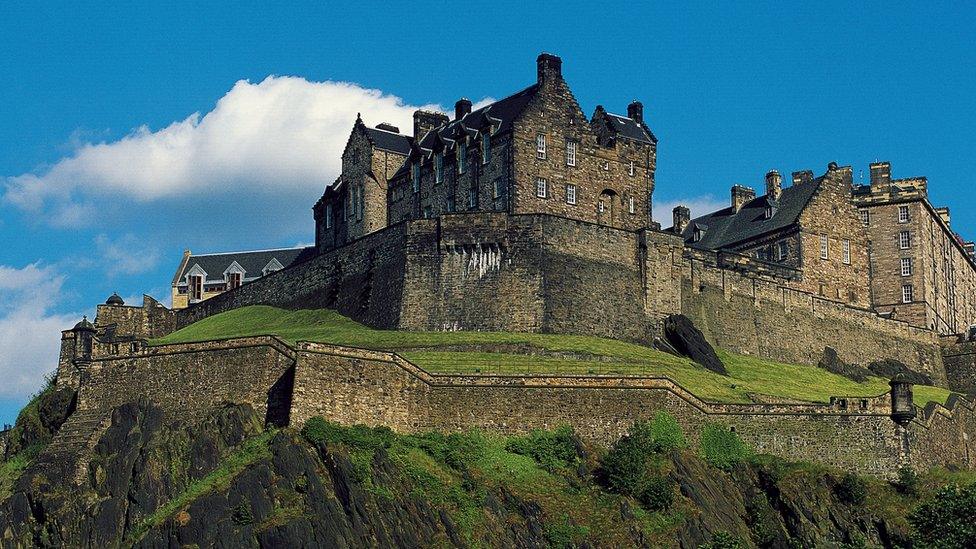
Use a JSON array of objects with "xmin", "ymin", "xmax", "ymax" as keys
[
  {"xmin": 189, "ymin": 275, "xmax": 203, "ymax": 301},
  {"xmin": 457, "ymin": 143, "xmax": 467, "ymax": 174},
  {"xmin": 423, "ymin": 206, "xmax": 432, "ymax": 219},
  {"xmin": 345, "ymin": 191, "xmax": 352, "ymax": 219},
  {"xmin": 435, "ymin": 153, "xmax": 443, "ymax": 184},
  {"xmin": 764, "ymin": 206, "xmax": 773, "ymax": 220},
  {"xmin": 536, "ymin": 133, "xmax": 547, "ymax": 159},
  {"xmin": 899, "ymin": 231, "xmax": 911, "ymax": 249},
  {"xmin": 820, "ymin": 235, "xmax": 829, "ymax": 259},
  {"xmin": 628, "ymin": 196, "xmax": 635, "ymax": 214},
  {"xmin": 859, "ymin": 209, "xmax": 870, "ymax": 227},
  {"xmin": 628, "ymin": 161, "xmax": 635, "ymax": 176},
  {"xmin": 227, "ymin": 272, "xmax": 242, "ymax": 290},
  {"xmin": 902, "ymin": 284, "xmax": 914, "ymax": 303},
  {"xmin": 482, "ymin": 133, "xmax": 490, "ymax": 164},
  {"xmin": 901, "ymin": 257, "xmax": 913, "ymax": 276},
  {"xmin": 412, "ymin": 162, "xmax": 420, "ymax": 193},
  {"xmin": 467, "ymin": 188, "xmax": 477, "ymax": 209},
  {"xmin": 536, "ymin": 177, "xmax": 547, "ymax": 198},
  {"xmin": 493, "ymin": 178, "xmax": 504, "ymax": 200},
  {"xmin": 898, "ymin": 205, "xmax": 909, "ymax": 223},
  {"xmin": 356, "ymin": 186, "xmax": 364, "ymax": 221},
  {"xmin": 446, "ymin": 196, "xmax": 456, "ymax": 213},
  {"xmin": 777, "ymin": 241, "xmax": 788, "ymax": 261},
  {"xmin": 598, "ymin": 199, "xmax": 605, "ymax": 213},
  {"xmin": 566, "ymin": 184, "xmax": 577, "ymax": 205},
  {"xmin": 325, "ymin": 203, "xmax": 333, "ymax": 229},
  {"xmin": 842, "ymin": 239, "xmax": 851, "ymax": 264},
  {"xmin": 565, "ymin": 140, "xmax": 577, "ymax": 166}
]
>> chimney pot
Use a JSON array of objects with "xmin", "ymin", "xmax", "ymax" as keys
[
  {"xmin": 536, "ymin": 52, "xmax": 563, "ymax": 84},
  {"xmin": 627, "ymin": 100, "xmax": 644, "ymax": 125},
  {"xmin": 454, "ymin": 98, "xmax": 472, "ymax": 120}
]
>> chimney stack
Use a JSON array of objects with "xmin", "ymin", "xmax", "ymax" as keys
[
  {"xmin": 870, "ymin": 161, "xmax": 892, "ymax": 190},
  {"xmin": 935, "ymin": 207, "xmax": 951, "ymax": 227},
  {"xmin": 672, "ymin": 206, "xmax": 691, "ymax": 235},
  {"xmin": 375, "ymin": 122, "xmax": 400, "ymax": 133},
  {"xmin": 791, "ymin": 170, "xmax": 814, "ymax": 186},
  {"xmin": 731, "ymin": 185, "xmax": 756, "ymax": 212},
  {"xmin": 536, "ymin": 52, "xmax": 563, "ymax": 84},
  {"xmin": 627, "ymin": 100, "xmax": 644, "ymax": 125},
  {"xmin": 765, "ymin": 170, "xmax": 783, "ymax": 201},
  {"xmin": 454, "ymin": 98, "xmax": 472, "ymax": 120},
  {"xmin": 413, "ymin": 110, "xmax": 450, "ymax": 138}
]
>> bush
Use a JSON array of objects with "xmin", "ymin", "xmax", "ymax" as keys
[
  {"xmin": 894, "ymin": 466, "xmax": 919, "ymax": 496},
  {"xmin": 647, "ymin": 411, "xmax": 687, "ymax": 453},
  {"xmin": 638, "ymin": 474, "xmax": 675, "ymax": 512},
  {"xmin": 505, "ymin": 425, "xmax": 580, "ymax": 472},
  {"xmin": 698, "ymin": 531, "xmax": 744, "ymax": 549},
  {"xmin": 301, "ymin": 417, "xmax": 394, "ymax": 452},
  {"xmin": 909, "ymin": 482, "xmax": 976, "ymax": 548},
  {"xmin": 835, "ymin": 473, "xmax": 867, "ymax": 505},
  {"xmin": 410, "ymin": 430, "xmax": 488, "ymax": 471},
  {"xmin": 700, "ymin": 424, "xmax": 752, "ymax": 471}
]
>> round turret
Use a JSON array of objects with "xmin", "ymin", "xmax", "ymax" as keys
[
  {"xmin": 889, "ymin": 373, "xmax": 917, "ymax": 426},
  {"xmin": 106, "ymin": 293, "xmax": 125, "ymax": 306},
  {"xmin": 72, "ymin": 316, "xmax": 95, "ymax": 332}
]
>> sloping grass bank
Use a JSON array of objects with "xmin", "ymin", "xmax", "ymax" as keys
[{"xmin": 152, "ymin": 306, "xmax": 953, "ymax": 406}]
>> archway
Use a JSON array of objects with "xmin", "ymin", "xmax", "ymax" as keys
[{"xmin": 598, "ymin": 189, "xmax": 617, "ymax": 226}]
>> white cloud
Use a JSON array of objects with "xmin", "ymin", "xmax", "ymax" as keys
[
  {"xmin": 653, "ymin": 195, "xmax": 728, "ymax": 227},
  {"xmin": 0, "ymin": 263, "xmax": 77, "ymax": 399},
  {"xmin": 3, "ymin": 76, "xmax": 448, "ymax": 225},
  {"xmin": 96, "ymin": 233, "xmax": 160, "ymax": 276}
]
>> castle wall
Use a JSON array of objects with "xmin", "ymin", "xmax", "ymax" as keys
[
  {"xmin": 943, "ymin": 341, "xmax": 976, "ymax": 396},
  {"xmin": 682, "ymin": 250, "xmax": 946, "ymax": 382},
  {"xmin": 75, "ymin": 337, "xmax": 296, "ymax": 425},
  {"xmin": 95, "ymin": 295, "xmax": 176, "ymax": 340},
  {"xmin": 290, "ymin": 343, "xmax": 974, "ymax": 477}
]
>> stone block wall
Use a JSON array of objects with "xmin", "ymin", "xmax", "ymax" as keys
[
  {"xmin": 95, "ymin": 295, "xmax": 175, "ymax": 340},
  {"xmin": 943, "ymin": 341, "xmax": 976, "ymax": 396},
  {"xmin": 289, "ymin": 343, "xmax": 976, "ymax": 476},
  {"xmin": 75, "ymin": 337, "xmax": 296, "ymax": 425}
]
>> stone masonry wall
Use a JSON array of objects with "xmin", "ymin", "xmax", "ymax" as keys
[
  {"xmin": 943, "ymin": 341, "xmax": 976, "ymax": 396},
  {"xmin": 290, "ymin": 343, "xmax": 976, "ymax": 477},
  {"xmin": 75, "ymin": 337, "xmax": 296, "ymax": 425}
]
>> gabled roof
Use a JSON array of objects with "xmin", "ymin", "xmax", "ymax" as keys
[
  {"xmin": 174, "ymin": 246, "xmax": 313, "ymax": 285},
  {"xmin": 605, "ymin": 112, "xmax": 657, "ymax": 144},
  {"xmin": 363, "ymin": 125, "xmax": 412, "ymax": 155},
  {"xmin": 674, "ymin": 177, "xmax": 823, "ymax": 250}
]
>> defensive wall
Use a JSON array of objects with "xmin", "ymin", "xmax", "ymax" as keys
[
  {"xmin": 169, "ymin": 211, "xmax": 945, "ymax": 380},
  {"xmin": 941, "ymin": 340, "xmax": 976, "ymax": 397}
]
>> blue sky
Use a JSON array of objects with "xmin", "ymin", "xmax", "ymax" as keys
[{"xmin": 2, "ymin": 2, "xmax": 975, "ymax": 425}]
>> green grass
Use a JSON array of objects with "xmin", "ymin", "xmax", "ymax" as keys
[
  {"xmin": 0, "ymin": 452, "xmax": 32, "ymax": 501},
  {"xmin": 152, "ymin": 306, "xmax": 953, "ymax": 407}
]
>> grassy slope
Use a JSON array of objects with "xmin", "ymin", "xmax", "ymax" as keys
[{"xmin": 152, "ymin": 306, "xmax": 952, "ymax": 406}]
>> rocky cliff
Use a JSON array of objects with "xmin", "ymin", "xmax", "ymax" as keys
[{"xmin": 0, "ymin": 395, "xmax": 971, "ymax": 548}]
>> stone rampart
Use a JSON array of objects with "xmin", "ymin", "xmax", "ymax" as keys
[
  {"xmin": 942, "ymin": 341, "xmax": 976, "ymax": 396},
  {"xmin": 682, "ymin": 250, "xmax": 946, "ymax": 382},
  {"xmin": 289, "ymin": 342, "xmax": 974, "ymax": 476},
  {"xmin": 75, "ymin": 336, "xmax": 296, "ymax": 426}
]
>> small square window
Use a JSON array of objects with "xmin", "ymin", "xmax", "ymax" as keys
[
  {"xmin": 901, "ymin": 257, "xmax": 913, "ymax": 276},
  {"xmin": 536, "ymin": 134, "xmax": 547, "ymax": 159},
  {"xmin": 902, "ymin": 284, "xmax": 914, "ymax": 303},
  {"xmin": 898, "ymin": 205, "xmax": 910, "ymax": 223},
  {"xmin": 536, "ymin": 177, "xmax": 547, "ymax": 198},
  {"xmin": 566, "ymin": 184, "xmax": 577, "ymax": 205}
]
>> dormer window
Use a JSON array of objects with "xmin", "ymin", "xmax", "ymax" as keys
[
  {"xmin": 262, "ymin": 258, "xmax": 285, "ymax": 276},
  {"xmin": 227, "ymin": 272, "xmax": 242, "ymax": 290},
  {"xmin": 482, "ymin": 132, "xmax": 491, "ymax": 164},
  {"xmin": 764, "ymin": 206, "xmax": 773, "ymax": 219},
  {"xmin": 189, "ymin": 275, "xmax": 203, "ymax": 301},
  {"xmin": 693, "ymin": 227, "xmax": 705, "ymax": 242},
  {"xmin": 412, "ymin": 162, "xmax": 420, "ymax": 193},
  {"xmin": 458, "ymin": 142, "xmax": 467, "ymax": 174}
]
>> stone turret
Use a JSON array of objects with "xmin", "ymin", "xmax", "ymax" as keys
[
  {"xmin": 672, "ymin": 206, "xmax": 691, "ymax": 235},
  {"xmin": 889, "ymin": 373, "xmax": 916, "ymax": 426},
  {"xmin": 765, "ymin": 170, "xmax": 782, "ymax": 201}
]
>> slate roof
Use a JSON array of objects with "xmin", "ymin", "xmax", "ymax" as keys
[
  {"xmin": 363, "ymin": 126, "xmax": 412, "ymax": 155},
  {"xmin": 174, "ymin": 247, "xmax": 314, "ymax": 285},
  {"xmin": 674, "ymin": 177, "xmax": 823, "ymax": 250},
  {"xmin": 606, "ymin": 112, "xmax": 657, "ymax": 144}
]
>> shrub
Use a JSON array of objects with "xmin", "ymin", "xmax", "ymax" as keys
[
  {"xmin": 301, "ymin": 417, "xmax": 394, "ymax": 452},
  {"xmin": 505, "ymin": 425, "xmax": 580, "ymax": 472},
  {"xmin": 410, "ymin": 430, "xmax": 488, "ymax": 471},
  {"xmin": 698, "ymin": 531, "xmax": 744, "ymax": 549},
  {"xmin": 835, "ymin": 473, "xmax": 867, "ymax": 505},
  {"xmin": 544, "ymin": 514, "xmax": 590, "ymax": 548},
  {"xmin": 647, "ymin": 411, "xmax": 687, "ymax": 453},
  {"xmin": 909, "ymin": 482, "xmax": 976, "ymax": 548},
  {"xmin": 638, "ymin": 474, "xmax": 675, "ymax": 512},
  {"xmin": 700, "ymin": 424, "xmax": 752, "ymax": 471},
  {"xmin": 894, "ymin": 466, "xmax": 919, "ymax": 496}
]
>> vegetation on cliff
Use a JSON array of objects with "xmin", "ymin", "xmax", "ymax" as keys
[
  {"xmin": 2, "ymin": 402, "xmax": 975, "ymax": 548},
  {"xmin": 152, "ymin": 305, "xmax": 953, "ymax": 407}
]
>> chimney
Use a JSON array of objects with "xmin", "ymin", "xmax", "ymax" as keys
[
  {"xmin": 935, "ymin": 207, "xmax": 951, "ymax": 227},
  {"xmin": 375, "ymin": 122, "xmax": 400, "ymax": 133},
  {"xmin": 412, "ymin": 110, "xmax": 450, "ymax": 138},
  {"xmin": 765, "ymin": 170, "xmax": 783, "ymax": 201},
  {"xmin": 627, "ymin": 100, "xmax": 644, "ymax": 125},
  {"xmin": 536, "ymin": 52, "xmax": 563, "ymax": 84},
  {"xmin": 731, "ymin": 185, "xmax": 756, "ymax": 212},
  {"xmin": 869, "ymin": 161, "xmax": 891, "ymax": 190},
  {"xmin": 791, "ymin": 170, "xmax": 814, "ymax": 186},
  {"xmin": 672, "ymin": 206, "xmax": 691, "ymax": 235},
  {"xmin": 454, "ymin": 98, "xmax": 472, "ymax": 120}
]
